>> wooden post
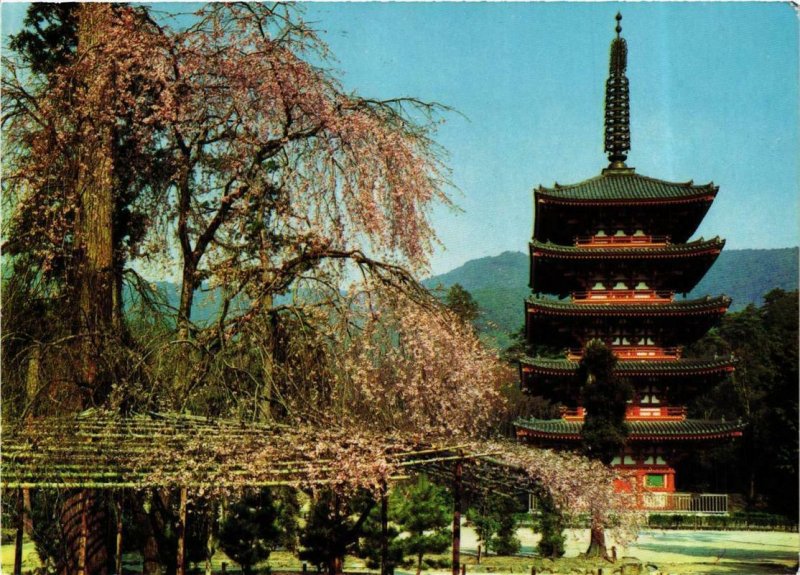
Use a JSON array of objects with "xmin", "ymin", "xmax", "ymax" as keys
[
  {"xmin": 380, "ymin": 482, "xmax": 389, "ymax": 575},
  {"xmin": 115, "ymin": 495, "xmax": 123, "ymax": 575},
  {"xmin": 78, "ymin": 491, "xmax": 88, "ymax": 575},
  {"xmin": 13, "ymin": 488, "xmax": 23, "ymax": 575},
  {"xmin": 452, "ymin": 457, "xmax": 463, "ymax": 575},
  {"xmin": 177, "ymin": 487, "xmax": 188, "ymax": 575},
  {"xmin": 477, "ymin": 544, "xmax": 481, "ymax": 564},
  {"xmin": 22, "ymin": 488, "xmax": 33, "ymax": 534}
]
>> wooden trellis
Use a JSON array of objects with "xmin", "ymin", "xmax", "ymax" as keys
[{"xmin": 2, "ymin": 410, "xmax": 539, "ymax": 575}]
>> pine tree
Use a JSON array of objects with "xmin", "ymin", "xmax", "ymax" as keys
[
  {"xmin": 357, "ymin": 498, "xmax": 405, "ymax": 575},
  {"xmin": 299, "ymin": 490, "xmax": 374, "ymax": 575},
  {"xmin": 218, "ymin": 489, "xmax": 282, "ymax": 575},
  {"xmin": 466, "ymin": 493, "xmax": 522, "ymax": 555},
  {"xmin": 444, "ymin": 284, "xmax": 480, "ymax": 325},
  {"xmin": 393, "ymin": 476, "xmax": 451, "ymax": 575},
  {"xmin": 535, "ymin": 492, "xmax": 565, "ymax": 558}
]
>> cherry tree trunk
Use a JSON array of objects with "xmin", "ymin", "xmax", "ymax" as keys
[{"xmin": 584, "ymin": 522, "xmax": 608, "ymax": 559}]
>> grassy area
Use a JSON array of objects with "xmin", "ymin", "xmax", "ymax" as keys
[
  {"xmin": 0, "ymin": 540, "xmax": 40, "ymax": 572},
  {"xmin": 2, "ymin": 529, "xmax": 798, "ymax": 575}
]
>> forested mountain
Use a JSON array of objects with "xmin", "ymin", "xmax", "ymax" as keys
[{"xmin": 424, "ymin": 248, "xmax": 799, "ymax": 347}]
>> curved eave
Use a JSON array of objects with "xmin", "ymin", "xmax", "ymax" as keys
[
  {"xmin": 525, "ymin": 295, "xmax": 731, "ymax": 318},
  {"xmin": 530, "ymin": 237, "xmax": 725, "ymax": 260},
  {"xmin": 533, "ymin": 171, "xmax": 719, "ymax": 206},
  {"xmin": 535, "ymin": 189, "xmax": 718, "ymax": 207},
  {"xmin": 514, "ymin": 419, "xmax": 745, "ymax": 442},
  {"xmin": 519, "ymin": 356, "xmax": 736, "ymax": 378}
]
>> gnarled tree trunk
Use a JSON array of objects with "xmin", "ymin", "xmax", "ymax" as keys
[{"xmin": 584, "ymin": 512, "xmax": 609, "ymax": 560}]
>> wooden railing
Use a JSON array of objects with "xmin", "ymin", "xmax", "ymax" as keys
[
  {"xmin": 574, "ymin": 234, "xmax": 670, "ymax": 247},
  {"xmin": 626, "ymin": 405, "xmax": 686, "ymax": 420},
  {"xmin": 530, "ymin": 492, "xmax": 729, "ymax": 514},
  {"xmin": 572, "ymin": 289, "xmax": 674, "ymax": 303},
  {"xmin": 560, "ymin": 405, "xmax": 687, "ymax": 421},
  {"xmin": 567, "ymin": 346, "xmax": 681, "ymax": 361},
  {"xmin": 560, "ymin": 406, "xmax": 584, "ymax": 420},
  {"xmin": 642, "ymin": 492, "xmax": 728, "ymax": 514},
  {"xmin": 614, "ymin": 346, "xmax": 681, "ymax": 360}
]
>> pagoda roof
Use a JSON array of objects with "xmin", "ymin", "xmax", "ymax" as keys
[
  {"xmin": 526, "ymin": 295, "xmax": 731, "ymax": 317},
  {"xmin": 530, "ymin": 237, "xmax": 725, "ymax": 295},
  {"xmin": 535, "ymin": 169, "xmax": 718, "ymax": 205},
  {"xmin": 531, "ymin": 237, "xmax": 724, "ymax": 260},
  {"xmin": 514, "ymin": 417, "xmax": 745, "ymax": 442},
  {"xmin": 520, "ymin": 356, "xmax": 736, "ymax": 378}
]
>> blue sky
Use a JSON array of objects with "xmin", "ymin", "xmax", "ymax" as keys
[{"xmin": 3, "ymin": 2, "xmax": 798, "ymax": 277}]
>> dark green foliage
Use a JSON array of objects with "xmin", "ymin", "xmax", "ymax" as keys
[
  {"xmin": 274, "ymin": 488, "xmax": 301, "ymax": 552},
  {"xmin": 185, "ymin": 497, "xmax": 218, "ymax": 570},
  {"xmin": 8, "ymin": 3, "xmax": 78, "ymax": 74},
  {"xmin": 535, "ymin": 492, "xmax": 565, "ymax": 558},
  {"xmin": 219, "ymin": 489, "xmax": 282, "ymax": 575},
  {"xmin": 578, "ymin": 340, "xmax": 633, "ymax": 465},
  {"xmin": 491, "ymin": 528, "xmax": 521, "ymax": 555},
  {"xmin": 444, "ymin": 283, "xmax": 480, "ymax": 324},
  {"xmin": 683, "ymin": 289, "xmax": 799, "ymax": 519},
  {"xmin": 495, "ymin": 380, "xmax": 561, "ymax": 438},
  {"xmin": 394, "ymin": 476, "xmax": 451, "ymax": 573},
  {"xmin": 356, "ymin": 495, "xmax": 405, "ymax": 575},
  {"xmin": 647, "ymin": 511, "xmax": 797, "ymax": 531},
  {"xmin": 466, "ymin": 502, "xmax": 498, "ymax": 551},
  {"xmin": 299, "ymin": 490, "xmax": 374, "ymax": 575},
  {"xmin": 466, "ymin": 493, "xmax": 522, "ymax": 555},
  {"xmin": 501, "ymin": 327, "xmax": 564, "ymax": 364},
  {"xmin": 26, "ymin": 490, "xmax": 66, "ymax": 569}
]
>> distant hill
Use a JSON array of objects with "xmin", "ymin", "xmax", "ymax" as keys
[
  {"xmin": 424, "ymin": 247, "xmax": 799, "ymax": 348},
  {"xmin": 124, "ymin": 281, "xmax": 251, "ymax": 326}
]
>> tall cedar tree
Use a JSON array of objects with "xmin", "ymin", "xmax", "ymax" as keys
[
  {"xmin": 578, "ymin": 339, "xmax": 633, "ymax": 558},
  {"xmin": 8, "ymin": 5, "xmax": 124, "ymax": 573}
]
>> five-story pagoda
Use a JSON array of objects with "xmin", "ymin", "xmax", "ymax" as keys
[{"xmin": 515, "ymin": 14, "xmax": 744, "ymax": 507}]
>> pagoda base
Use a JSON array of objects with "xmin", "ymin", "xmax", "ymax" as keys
[{"xmin": 613, "ymin": 464, "xmax": 676, "ymax": 493}]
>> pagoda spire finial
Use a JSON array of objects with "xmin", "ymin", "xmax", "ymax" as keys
[{"xmin": 605, "ymin": 12, "xmax": 631, "ymax": 169}]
